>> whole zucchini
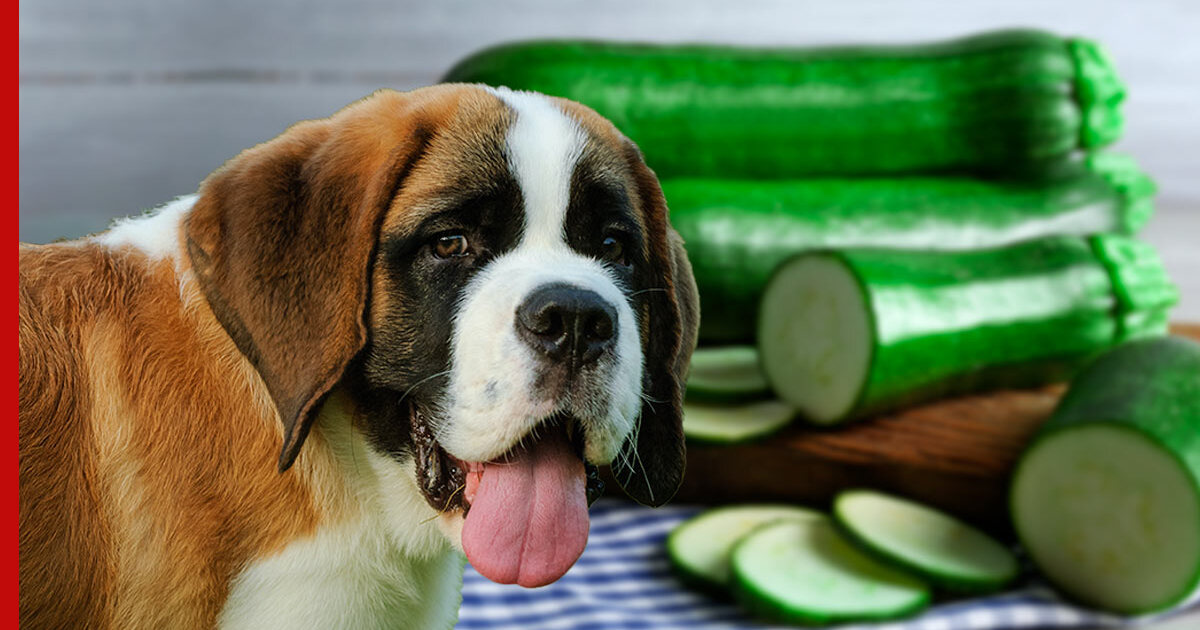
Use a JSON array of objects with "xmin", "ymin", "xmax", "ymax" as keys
[
  {"xmin": 668, "ymin": 155, "xmax": 1154, "ymax": 342},
  {"xmin": 443, "ymin": 30, "xmax": 1124, "ymax": 179},
  {"xmin": 756, "ymin": 235, "xmax": 1176, "ymax": 425},
  {"xmin": 1011, "ymin": 336, "xmax": 1200, "ymax": 614}
]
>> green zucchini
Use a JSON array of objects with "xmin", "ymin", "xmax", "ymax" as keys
[
  {"xmin": 1011, "ymin": 336, "xmax": 1200, "ymax": 614},
  {"xmin": 685, "ymin": 346, "xmax": 770, "ymax": 402},
  {"xmin": 731, "ymin": 518, "xmax": 930, "ymax": 624},
  {"xmin": 667, "ymin": 504, "xmax": 822, "ymax": 594},
  {"xmin": 1091, "ymin": 233, "xmax": 1179, "ymax": 342},
  {"xmin": 666, "ymin": 154, "xmax": 1155, "ymax": 342},
  {"xmin": 682, "ymin": 400, "xmax": 794, "ymax": 445},
  {"xmin": 833, "ymin": 489, "xmax": 1019, "ymax": 593},
  {"xmin": 443, "ymin": 30, "xmax": 1123, "ymax": 179},
  {"xmin": 757, "ymin": 235, "xmax": 1176, "ymax": 425}
]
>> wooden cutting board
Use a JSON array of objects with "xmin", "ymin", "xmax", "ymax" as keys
[{"xmin": 666, "ymin": 323, "xmax": 1200, "ymax": 536}]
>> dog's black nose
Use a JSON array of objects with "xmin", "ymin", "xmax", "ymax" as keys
[{"xmin": 517, "ymin": 283, "xmax": 617, "ymax": 366}]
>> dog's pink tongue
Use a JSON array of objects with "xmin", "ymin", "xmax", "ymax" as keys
[{"xmin": 461, "ymin": 430, "xmax": 589, "ymax": 588}]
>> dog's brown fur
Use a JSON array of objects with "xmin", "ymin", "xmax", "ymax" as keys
[
  {"xmin": 18, "ymin": 87, "xmax": 476, "ymax": 629},
  {"xmin": 19, "ymin": 242, "xmax": 321, "ymax": 627}
]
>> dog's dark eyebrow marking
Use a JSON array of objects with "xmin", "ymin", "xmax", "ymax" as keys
[
  {"xmin": 411, "ymin": 201, "xmax": 483, "ymax": 235},
  {"xmin": 565, "ymin": 168, "xmax": 645, "ymax": 262},
  {"xmin": 378, "ymin": 177, "xmax": 523, "ymax": 265},
  {"xmin": 577, "ymin": 178, "xmax": 633, "ymax": 214}
]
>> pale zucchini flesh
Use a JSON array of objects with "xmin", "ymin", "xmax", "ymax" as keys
[
  {"xmin": 833, "ymin": 489, "xmax": 1019, "ymax": 592},
  {"xmin": 1011, "ymin": 336, "xmax": 1200, "ymax": 614},
  {"xmin": 682, "ymin": 400, "xmax": 795, "ymax": 444},
  {"xmin": 1012, "ymin": 425, "xmax": 1200, "ymax": 613},
  {"xmin": 731, "ymin": 518, "xmax": 930, "ymax": 624},
  {"xmin": 667, "ymin": 504, "xmax": 823, "ymax": 592},
  {"xmin": 757, "ymin": 255, "xmax": 872, "ymax": 424},
  {"xmin": 685, "ymin": 345, "xmax": 771, "ymax": 402}
]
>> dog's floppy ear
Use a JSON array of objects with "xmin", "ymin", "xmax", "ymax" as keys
[
  {"xmin": 612, "ymin": 155, "xmax": 700, "ymax": 507},
  {"xmin": 184, "ymin": 92, "xmax": 431, "ymax": 472}
]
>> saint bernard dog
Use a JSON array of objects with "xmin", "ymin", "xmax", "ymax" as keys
[{"xmin": 19, "ymin": 84, "xmax": 699, "ymax": 629}]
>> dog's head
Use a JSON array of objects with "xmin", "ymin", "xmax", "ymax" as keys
[{"xmin": 184, "ymin": 85, "xmax": 698, "ymax": 586}]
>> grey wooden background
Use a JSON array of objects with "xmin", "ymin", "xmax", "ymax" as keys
[{"xmin": 19, "ymin": 0, "xmax": 1199, "ymax": 319}]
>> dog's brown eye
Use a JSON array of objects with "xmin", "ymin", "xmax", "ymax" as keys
[
  {"xmin": 600, "ymin": 235, "xmax": 627, "ymax": 266},
  {"xmin": 434, "ymin": 234, "xmax": 470, "ymax": 258}
]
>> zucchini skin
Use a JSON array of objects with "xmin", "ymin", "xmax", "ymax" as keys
[
  {"xmin": 846, "ymin": 237, "xmax": 1111, "ymax": 418},
  {"xmin": 765, "ymin": 235, "xmax": 1175, "ymax": 422},
  {"xmin": 443, "ymin": 30, "xmax": 1123, "ymax": 179},
  {"xmin": 667, "ymin": 156, "xmax": 1154, "ymax": 342},
  {"xmin": 1041, "ymin": 335, "xmax": 1200, "ymax": 483},
  {"xmin": 1012, "ymin": 336, "xmax": 1200, "ymax": 613}
]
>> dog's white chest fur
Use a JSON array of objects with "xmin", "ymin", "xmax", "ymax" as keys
[
  {"xmin": 218, "ymin": 519, "xmax": 465, "ymax": 630},
  {"xmin": 218, "ymin": 520, "xmax": 465, "ymax": 630},
  {"xmin": 218, "ymin": 393, "xmax": 467, "ymax": 630}
]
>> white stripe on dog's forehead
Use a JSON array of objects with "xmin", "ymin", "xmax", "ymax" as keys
[{"xmin": 490, "ymin": 87, "xmax": 586, "ymax": 251}]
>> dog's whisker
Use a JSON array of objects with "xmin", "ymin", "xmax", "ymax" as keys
[
  {"xmin": 638, "ymin": 392, "xmax": 666, "ymax": 406},
  {"xmin": 627, "ymin": 420, "xmax": 656, "ymax": 504},
  {"xmin": 628, "ymin": 287, "xmax": 668, "ymax": 298},
  {"xmin": 398, "ymin": 369, "xmax": 453, "ymax": 407},
  {"xmin": 420, "ymin": 482, "xmax": 468, "ymax": 525},
  {"xmin": 440, "ymin": 483, "xmax": 466, "ymax": 514},
  {"xmin": 613, "ymin": 418, "xmax": 653, "ymax": 502}
]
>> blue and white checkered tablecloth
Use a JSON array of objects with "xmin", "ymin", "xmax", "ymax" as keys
[{"xmin": 457, "ymin": 499, "xmax": 1198, "ymax": 630}]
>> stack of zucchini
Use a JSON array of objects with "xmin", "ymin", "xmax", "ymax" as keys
[{"xmin": 445, "ymin": 28, "xmax": 1177, "ymax": 429}]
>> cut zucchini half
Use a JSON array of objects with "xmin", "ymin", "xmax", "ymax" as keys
[
  {"xmin": 731, "ymin": 518, "xmax": 930, "ymax": 625},
  {"xmin": 758, "ymin": 254, "xmax": 873, "ymax": 424},
  {"xmin": 1013, "ymin": 426, "xmax": 1200, "ymax": 613},
  {"xmin": 833, "ymin": 489, "xmax": 1018, "ymax": 592},
  {"xmin": 667, "ymin": 504, "xmax": 823, "ymax": 593},
  {"xmin": 682, "ymin": 400, "xmax": 795, "ymax": 445},
  {"xmin": 686, "ymin": 346, "xmax": 770, "ymax": 402},
  {"xmin": 1011, "ymin": 336, "xmax": 1200, "ymax": 614},
  {"xmin": 759, "ymin": 237, "xmax": 1175, "ymax": 426},
  {"xmin": 666, "ymin": 156, "xmax": 1157, "ymax": 343}
]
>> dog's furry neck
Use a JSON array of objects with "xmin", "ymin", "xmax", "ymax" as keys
[{"xmin": 219, "ymin": 390, "xmax": 465, "ymax": 630}]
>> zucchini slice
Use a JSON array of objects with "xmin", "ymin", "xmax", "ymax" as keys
[
  {"xmin": 1011, "ymin": 336, "xmax": 1200, "ymax": 614},
  {"xmin": 685, "ymin": 345, "xmax": 770, "ymax": 402},
  {"xmin": 682, "ymin": 400, "xmax": 794, "ymax": 445},
  {"xmin": 758, "ymin": 235, "xmax": 1176, "ymax": 425},
  {"xmin": 667, "ymin": 504, "xmax": 822, "ymax": 593},
  {"xmin": 833, "ymin": 489, "xmax": 1018, "ymax": 593},
  {"xmin": 731, "ymin": 518, "xmax": 930, "ymax": 624}
]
